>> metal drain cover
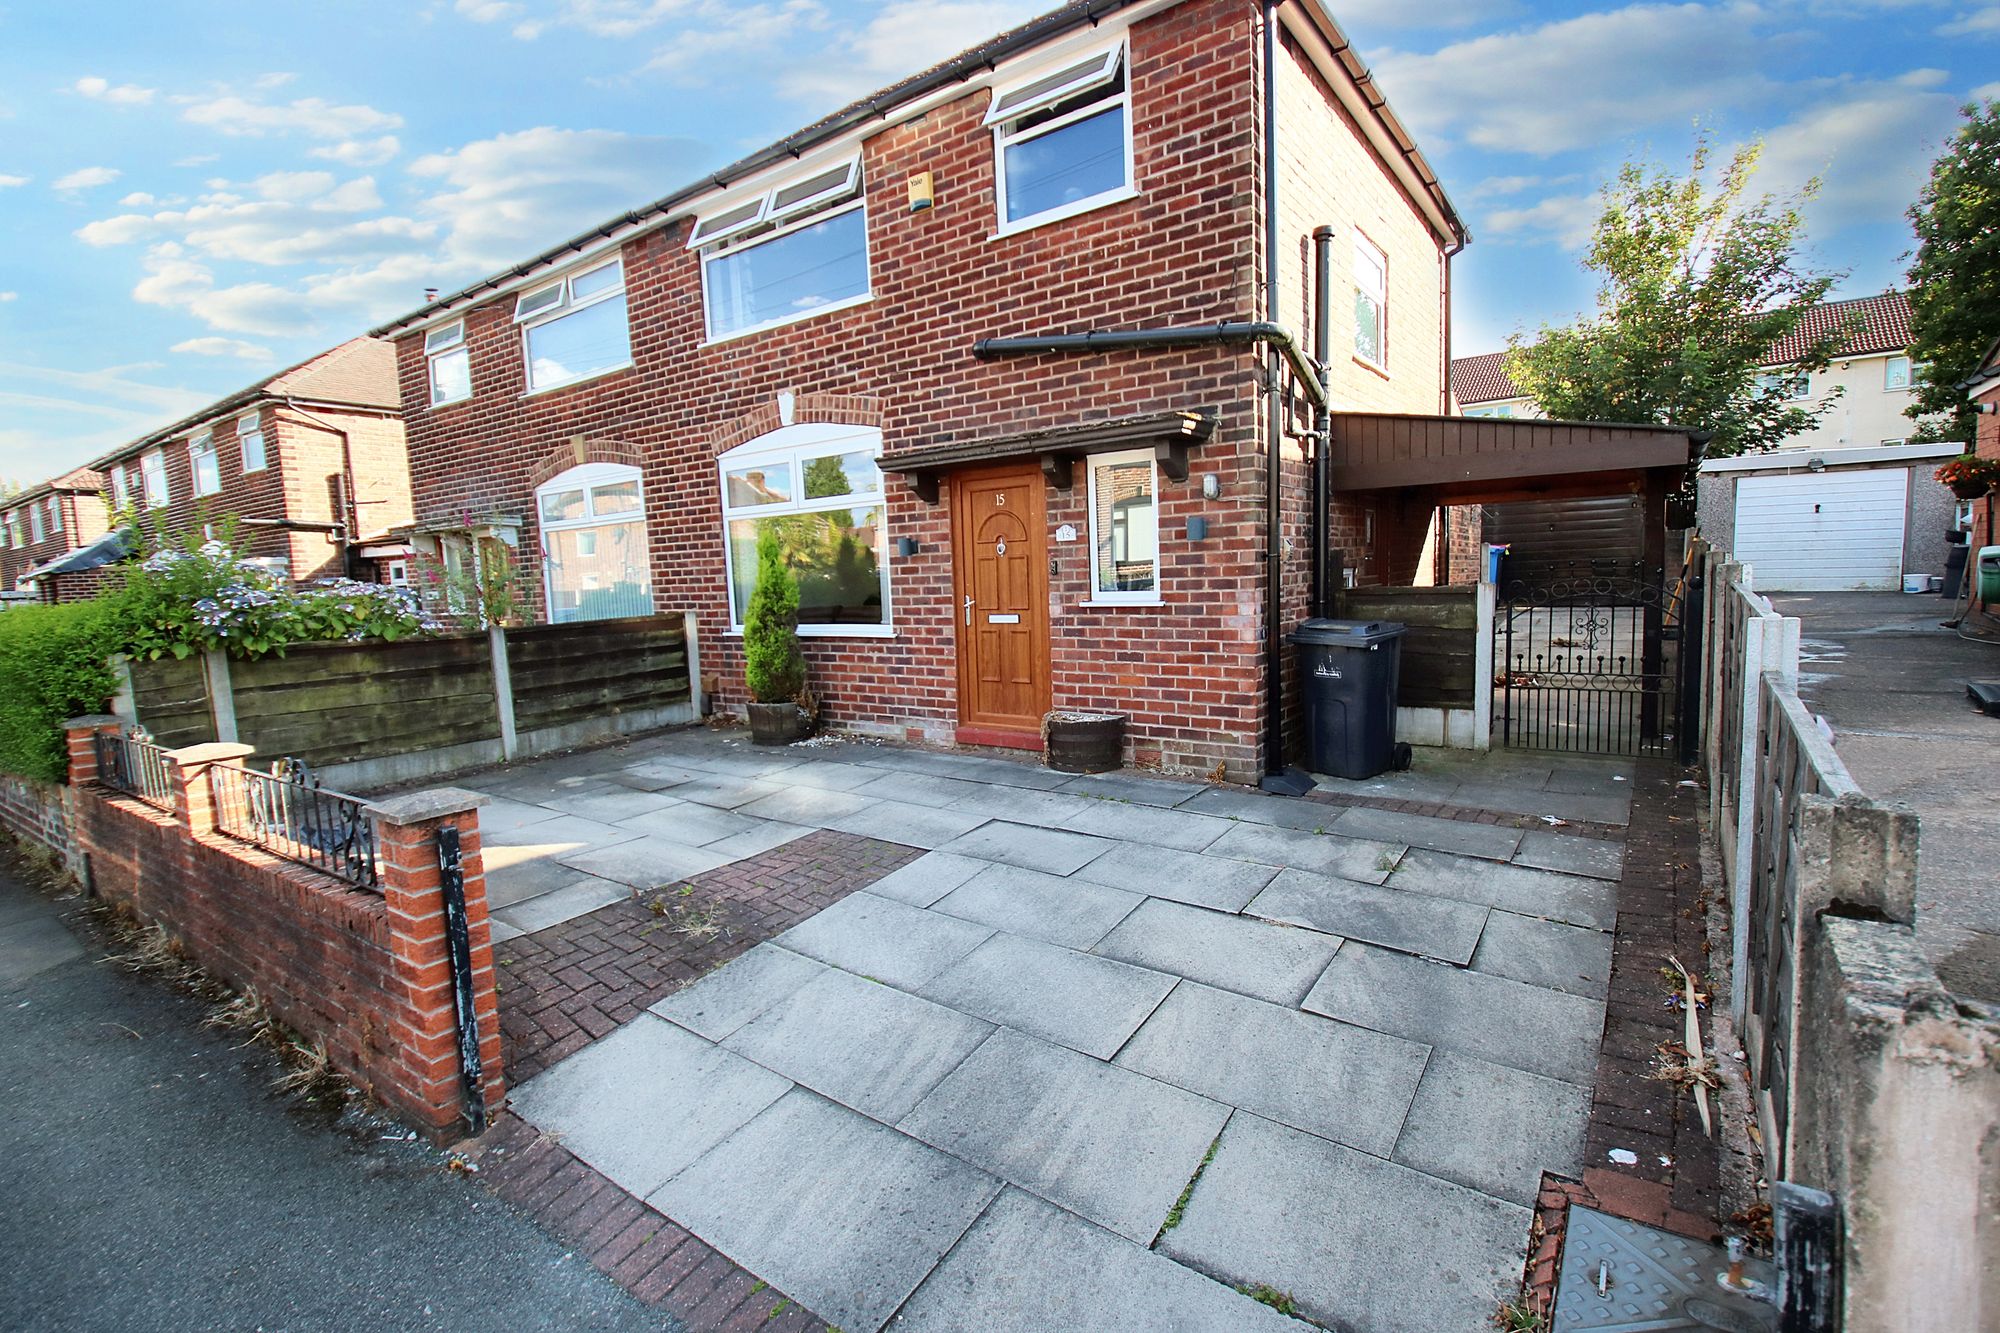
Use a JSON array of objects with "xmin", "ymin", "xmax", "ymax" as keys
[{"xmin": 1553, "ymin": 1207, "xmax": 1778, "ymax": 1331}]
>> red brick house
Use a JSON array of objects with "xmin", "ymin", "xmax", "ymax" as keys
[
  {"xmin": 1961, "ymin": 337, "xmax": 2000, "ymax": 628},
  {"xmin": 80, "ymin": 337, "xmax": 414, "ymax": 592},
  {"xmin": 372, "ymin": 0, "xmax": 1469, "ymax": 783},
  {"xmin": 2, "ymin": 468, "xmax": 111, "ymax": 603}
]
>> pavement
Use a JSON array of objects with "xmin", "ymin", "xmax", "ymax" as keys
[
  {"xmin": 0, "ymin": 862, "xmax": 670, "ymax": 1333},
  {"xmin": 478, "ymin": 728, "xmax": 1632, "ymax": 1332},
  {"xmin": 1772, "ymin": 590, "xmax": 2000, "ymax": 1001}
]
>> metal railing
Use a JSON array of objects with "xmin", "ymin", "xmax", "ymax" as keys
[
  {"xmin": 210, "ymin": 758, "xmax": 380, "ymax": 890},
  {"xmin": 93, "ymin": 730, "xmax": 177, "ymax": 810}
]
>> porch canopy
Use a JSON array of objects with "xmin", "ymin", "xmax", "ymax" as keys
[
  {"xmin": 1326, "ymin": 412, "xmax": 1702, "ymax": 505},
  {"xmin": 882, "ymin": 409, "xmax": 1217, "ymax": 503}
]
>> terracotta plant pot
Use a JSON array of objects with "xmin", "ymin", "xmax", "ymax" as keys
[
  {"xmin": 746, "ymin": 701, "xmax": 805, "ymax": 746},
  {"xmin": 1043, "ymin": 710, "xmax": 1126, "ymax": 773}
]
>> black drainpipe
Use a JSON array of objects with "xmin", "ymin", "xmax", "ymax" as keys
[
  {"xmin": 281, "ymin": 398, "xmax": 362, "ymax": 578},
  {"xmin": 1260, "ymin": 0, "xmax": 1288, "ymax": 789},
  {"xmin": 1313, "ymin": 225, "xmax": 1334, "ymax": 619}
]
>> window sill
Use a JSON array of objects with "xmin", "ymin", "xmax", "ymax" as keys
[
  {"xmin": 724, "ymin": 624, "xmax": 897, "ymax": 639},
  {"xmin": 1352, "ymin": 353, "xmax": 1390, "ymax": 381},
  {"xmin": 1078, "ymin": 597, "xmax": 1163, "ymax": 609},
  {"xmin": 701, "ymin": 292, "xmax": 875, "ymax": 349},
  {"xmin": 991, "ymin": 186, "xmax": 1140, "ymax": 240},
  {"xmin": 520, "ymin": 362, "xmax": 636, "ymax": 400},
  {"xmin": 428, "ymin": 395, "xmax": 474, "ymax": 412}
]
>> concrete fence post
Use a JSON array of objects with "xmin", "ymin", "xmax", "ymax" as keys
[
  {"xmin": 1729, "ymin": 619, "xmax": 1769, "ymax": 1018},
  {"xmin": 487, "ymin": 627, "xmax": 518, "ymax": 761},
  {"xmin": 166, "ymin": 742, "xmax": 254, "ymax": 836},
  {"xmin": 1472, "ymin": 582, "xmax": 1495, "ymax": 751},
  {"xmin": 202, "ymin": 648, "xmax": 240, "ymax": 744},
  {"xmin": 63, "ymin": 715, "xmax": 123, "ymax": 786},
  {"xmin": 683, "ymin": 609, "xmax": 704, "ymax": 719},
  {"xmin": 366, "ymin": 788, "xmax": 504, "ymax": 1139}
]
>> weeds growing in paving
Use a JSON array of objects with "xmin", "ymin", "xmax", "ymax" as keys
[
  {"xmin": 1237, "ymin": 1284, "xmax": 1300, "ymax": 1316},
  {"xmin": 1492, "ymin": 1296, "xmax": 1550, "ymax": 1331},
  {"xmin": 1155, "ymin": 1132, "xmax": 1222, "ymax": 1241}
]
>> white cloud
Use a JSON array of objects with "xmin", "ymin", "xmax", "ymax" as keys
[
  {"xmin": 776, "ymin": 1, "xmax": 1048, "ymax": 106},
  {"xmin": 1481, "ymin": 192, "xmax": 1602, "ymax": 248},
  {"xmin": 0, "ymin": 358, "xmax": 210, "ymax": 417},
  {"xmin": 309, "ymin": 135, "xmax": 402, "ymax": 167},
  {"xmin": 455, "ymin": 0, "xmax": 524, "ymax": 19},
  {"xmin": 53, "ymin": 166, "xmax": 121, "ymax": 191},
  {"xmin": 170, "ymin": 336, "xmax": 273, "ymax": 361},
  {"xmin": 1939, "ymin": 6, "xmax": 2000, "ymax": 35},
  {"xmin": 640, "ymin": 2, "xmax": 832, "ymax": 79},
  {"xmin": 1751, "ymin": 72, "xmax": 1965, "ymax": 235},
  {"xmin": 0, "ymin": 174, "xmax": 27, "ymax": 188},
  {"xmin": 179, "ymin": 93, "xmax": 403, "ymax": 140},
  {"xmin": 74, "ymin": 75, "xmax": 156, "ymax": 105},
  {"xmin": 252, "ymin": 72, "xmax": 297, "ymax": 90},
  {"xmin": 131, "ymin": 244, "xmax": 306, "ymax": 335},
  {"xmin": 510, "ymin": 0, "xmax": 692, "ymax": 41},
  {"xmin": 118, "ymin": 191, "xmax": 156, "ymax": 206},
  {"xmin": 0, "ymin": 292, "xmax": 16, "ymax": 302},
  {"xmin": 174, "ymin": 154, "xmax": 220, "ymax": 167},
  {"xmin": 79, "ymin": 173, "xmax": 423, "ymax": 268}
]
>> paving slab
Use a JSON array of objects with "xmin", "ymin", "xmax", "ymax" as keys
[
  {"xmin": 671, "ymin": 750, "xmax": 805, "ymax": 781},
  {"xmin": 554, "ymin": 836, "xmax": 732, "ymax": 889},
  {"xmin": 858, "ymin": 747, "xmax": 1070, "ymax": 791},
  {"xmin": 483, "ymin": 812, "xmax": 641, "ymax": 854},
  {"xmin": 610, "ymin": 802, "xmax": 765, "ymax": 846},
  {"xmin": 649, "ymin": 942, "xmax": 829, "ymax": 1041},
  {"xmin": 1451, "ymin": 781, "xmax": 1630, "ymax": 827},
  {"xmin": 937, "ymin": 821, "xmax": 1110, "ymax": 876},
  {"xmin": 602, "ymin": 759, "xmax": 703, "ymax": 792},
  {"xmin": 485, "ymin": 854, "xmax": 602, "ymax": 909},
  {"xmin": 1471, "ymin": 909, "xmax": 1614, "ymax": 999},
  {"xmin": 944, "ymin": 785, "xmax": 1101, "ymax": 829},
  {"xmin": 1202, "ymin": 821, "xmax": 1402, "ymax": 884},
  {"xmin": 0, "ymin": 912, "xmax": 83, "ymax": 990},
  {"xmin": 863, "ymin": 851, "xmax": 990, "ymax": 908},
  {"xmin": 918, "ymin": 933, "xmax": 1173, "ymax": 1059},
  {"xmin": 1386, "ymin": 848, "xmax": 1618, "ymax": 930},
  {"xmin": 1070, "ymin": 841, "xmax": 1280, "ymax": 913},
  {"xmin": 1244, "ymin": 867, "xmax": 1489, "ymax": 964},
  {"xmin": 1302, "ymin": 943, "xmax": 1603, "ymax": 1084},
  {"xmin": 1391, "ymin": 1050, "xmax": 1591, "ymax": 1207},
  {"xmin": 469, "ymin": 795, "xmax": 564, "ymax": 835},
  {"xmin": 490, "ymin": 874, "xmax": 631, "ymax": 934},
  {"xmin": 1160, "ymin": 1112, "xmax": 1531, "ymax": 1333},
  {"xmin": 733, "ymin": 785, "xmax": 880, "ymax": 828},
  {"xmin": 1092, "ymin": 898, "xmax": 1342, "ymax": 1006},
  {"xmin": 899, "ymin": 1029, "xmax": 1230, "ymax": 1244},
  {"xmin": 724, "ymin": 969, "xmax": 994, "ymax": 1123},
  {"xmin": 782, "ymin": 759, "xmax": 898, "ymax": 792},
  {"xmin": 1113, "ymin": 981, "xmax": 1427, "ymax": 1157},
  {"xmin": 697, "ymin": 820, "xmax": 811, "ymax": 862},
  {"xmin": 1328, "ymin": 805, "xmax": 1524, "ymax": 861},
  {"xmin": 1179, "ymin": 785, "xmax": 1330, "ymax": 829},
  {"xmin": 652, "ymin": 1089, "xmax": 1000, "ymax": 1333},
  {"xmin": 930, "ymin": 863, "xmax": 1143, "ymax": 950},
  {"xmin": 1514, "ymin": 829, "xmax": 1625, "ymax": 880},
  {"xmin": 1060, "ymin": 800, "xmax": 1234, "ymax": 853},
  {"xmin": 1541, "ymin": 765, "xmax": 1634, "ymax": 796},
  {"xmin": 895, "ymin": 1187, "xmax": 1297, "ymax": 1333},
  {"xmin": 851, "ymin": 770, "xmax": 992, "ymax": 808},
  {"xmin": 511, "ymin": 1016, "xmax": 792, "ymax": 1198},
  {"xmin": 653, "ymin": 773, "xmax": 785, "ymax": 810},
  {"xmin": 775, "ymin": 891, "xmax": 994, "ymax": 990},
  {"xmin": 829, "ymin": 799, "xmax": 990, "ymax": 850},
  {"xmin": 1051, "ymin": 771, "xmax": 1205, "ymax": 808},
  {"xmin": 539, "ymin": 785, "xmax": 684, "ymax": 824}
]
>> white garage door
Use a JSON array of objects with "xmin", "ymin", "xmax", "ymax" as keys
[{"xmin": 1733, "ymin": 469, "xmax": 1908, "ymax": 591}]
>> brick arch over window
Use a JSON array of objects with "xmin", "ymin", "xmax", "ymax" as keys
[
  {"xmin": 526, "ymin": 438, "xmax": 646, "ymax": 492},
  {"xmin": 708, "ymin": 392, "xmax": 884, "ymax": 456}
]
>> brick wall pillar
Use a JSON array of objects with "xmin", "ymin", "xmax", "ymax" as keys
[
  {"xmin": 366, "ymin": 788, "xmax": 505, "ymax": 1139},
  {"xmin": 63, "ymin": 714, "xmax": 123, "ymax": 786},
  {"xmin": 166, "ymin": 742, "xmax": 254, "ymax": 835}
]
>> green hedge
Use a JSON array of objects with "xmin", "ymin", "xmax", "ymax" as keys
[{"xmin": 0, "ymin": 602, "xmax": 120, "ymax": 782}]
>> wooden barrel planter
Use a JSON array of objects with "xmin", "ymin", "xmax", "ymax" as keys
[
  {"xmin": 1043, "ymin": 711, "xmax": 1126, "ymax": 773},
  {"xmin": 746, "ymin": 701, "xmax": 805, "ymax": 746}
]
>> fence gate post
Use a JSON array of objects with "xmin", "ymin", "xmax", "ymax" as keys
[
  {"xmin": 683, "ymin": 610, "xmax": 704, "ymax": 719},
  {"xmin": 487, "ymin": 626, "xmax": 518, "ymax": 761},
  {"xmin": 1472, "ymin": 582, "xmax": 1494, "ymax": 751},
  {"xmin": 1774, "ymin": 1181, "xmax": 1842, "ymax": 1332}
]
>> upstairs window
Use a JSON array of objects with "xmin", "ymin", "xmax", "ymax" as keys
[
  {"xmin": 516, "ymin": 258, "xmax": 631, "ymax": 394},
  {"xmin": 140, "ymin": 450, "xmax": 169, "ymax": 510},
  {"xmin": 718, "ymin": 424, "xmax": 888, "ymax": 635},
  {"xmin": 238, "ymin": 413, "xmax": 267, "ymax": 473},
  {"xmin": 4, "ymin": 513, "xmax": 17, "ymax": 548},
  {"xmin": 989, "ymin": 42, "xmax": 1132, "ymax": 232},
  {"xmin": 426, "ymin": 320, "xmax": 471, "ymax": 405},
  {"xmin": 1756, "ymin": 372, "xmax": 1811, "ymax": 400},
  {"xmin": 48, "ymin": 497, "xmax": 61, "ymax": 535},
  {"xmin": 536, "ymin": 462, "xmax": 655, "ymax": 623},
  {"xmin": 1884, "ymin": 355, "xmax": 1912, "ymax": 390},
  {"xmin": 28, "ymin": 504, "xmax": 43, "ymax": 544},
  {"xmin": 1354, "ymin": 235, "xmax": 1387, "ymax": 368},
  {"xmin": 189, "ymin": 431, "xmax": 221, "ymax": 497},
  {"xmin": 109, "ymin": 467, "xmax": 130, "ymax": 511},
  {"xmin": 693, "ymin": 157, "xmax": 870, "ymax": 341}
]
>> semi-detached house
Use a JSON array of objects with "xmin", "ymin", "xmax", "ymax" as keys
[
  {"xmin": 0, "ymin": 468, "xmax": 109, "ymax": 602},
  {"xmin": 373, "ymin": 0, "xmax": 1472, "ymax": 784}
]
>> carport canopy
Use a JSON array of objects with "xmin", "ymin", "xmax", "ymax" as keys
[{"xmin": 1326, "ymin": 412, "xmax": 1703, "ymax": 505}]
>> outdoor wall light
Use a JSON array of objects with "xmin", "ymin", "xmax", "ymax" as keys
[
  {"xmin": 1186, "ymin": 517, "xmax": 1208, "ymax": 541},
  {"xmin": 1201, "ymin": 474, "xmax": 1221, "ymax": 501},
  {"xmin": 896, "ymin": 537, "xmax": 923, "ymax": 557}
]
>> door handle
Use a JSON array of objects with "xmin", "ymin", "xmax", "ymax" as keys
[{"xmin": 964, "ymin": 595, "xmax": 975, "ymax": 625}]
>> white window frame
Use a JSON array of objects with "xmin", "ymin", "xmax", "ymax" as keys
[
  {"xmin": 716, "ymin": 423, "xmax": 892, "ymax": 638},
  {"xmin": 1354, "ymin": 233, "xmax": 1388, "ymax": 370},
  {"xmin": 109, "ymin": 467, "xmax": 130, "ymax": 511},
  {"xmin": 1756, "ymin": 371, "xmax": 1811, "ymax": 401},
  {"xmin": 48, "ymin": 496, "xmax": 61, "ymax": 535},
  {"xmin": 28, "ymin": 503, "xmax": 43, "ymax": 544},
  {"xmin": 189, "ymin": 431, "xmax": 221, "ymax": 497},
  {"xmin": 140, "ymin": 449, "xmax": 169, "ymax": 510},
  {"xmin": 534, "ymin": 461, "xmax": 655, "ymax": 625},
  {"xmin": 237, "ymin": 412, "xmax": 267, "ymax": 473},
  {"xmin": 4, "ymin": 513, "xmax": 17, "ymax": 549},
  {"xmin": 426, "ymin": 320, "xmax": 471, "ymax": 406},
  {"xmin": 1884, "ymin": 355, "xmax": 1912, "ymax": 391},
  {"xmin": 990, "ymin": 40, "xmax": 1135, "ymax": 237},
  {"xmin": 384, "ymin": 559, "xmax": 409, "ymax": 588},
  {"xmin": 515, "ymin": 257, "xmax": 633, "ymax": 396},
  {"xmin": 699, "ymin": 199, "xmax": 873, "ymax": 344},
  {"xmin": 1084, "ymin": 448, "xmax": 1162, "ymax": 606}
]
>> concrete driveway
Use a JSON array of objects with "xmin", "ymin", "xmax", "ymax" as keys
[
  {"xmin": 465, "ymin": 730, "xmax": 1628, "ymax": 1332},
  {"xmin": 1773, "ymin": 589, "xmax": 2000, "ymax": 1001}
]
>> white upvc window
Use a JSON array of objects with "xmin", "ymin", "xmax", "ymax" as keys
[
  {"xmin": 140, "ymin": 449, "xmax": 169, "ymax": 509},
  {"xmin": 109, "ymin": 467, "xmax": 130, "ymax": 511},
  {"xmin": 1086, "ymin": 449, "xmax": 1161, "ymax": 604},
  {"xmin": 1354, "ymin": 234, "xmax": 1388, "ymax": 368},
  {"xmin": 189, "ymin": 431, "xmax": 221, "ymax": 497},
  {"xmin": 426, "ymin": 320, "xmax": 472, "ymax": 405},
  {"xmin": 692, "ymin": 156, "xmax": 870, "ymax": 342},
  {"xmin": 48, "ymin": 497, "xmax": 61, "ymax": 535},
  {"xmin": 717, "ymin": 423, "xmax": 890, "ymax": 637},
  {"xmin": 516, "ymin": 258, "xmax": 632, "ymax": 394},
  {"xmin": 536, "ymin": 461, "xmax": 655, "ymax": 624},
  {"xmin": 1884, "ymin": 355, "xmax": 1912, "ymax": 390},
  {"xmin": 1756, "ymin": 371, "xmax": 1811, "ymax": 400},
  {"xmin": 989, "ymin": 41, "xmax": 1133, "ymax": 234},
  {"xmin": 384, "ymin": 559, "xmax": 409, "ymax": 588},
  {"xmin": 4, "ymin": 513, "xmax": 18, "ymax": 548},
  {"xmin": 238, "ymin": 412, "xmax": 267, "ymax": 473},
  {"xmin": 28, "ymin": 503, "xmax": 43, "ymax": 544}
]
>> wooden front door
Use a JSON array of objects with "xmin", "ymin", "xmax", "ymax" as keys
[{"xmin": 951, "ymin": 465, "xmax": 1050, "ymax": 747}]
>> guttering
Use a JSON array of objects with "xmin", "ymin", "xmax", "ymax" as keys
[{"xmin": 972, "ymin": 324, "xmax": 1328, "ymax": 411}]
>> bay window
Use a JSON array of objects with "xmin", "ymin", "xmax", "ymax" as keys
[
  {"xmin": 988, "ymin": 42, "xmax": 1132, "ymax": 232},
  {"xmin": 1086, "ymin": 450, "xmax": 1160, "ymax": 603},
  {"xmin": 718, "ymin": 424, "xmax": 889, "ymax": 635},
  {"xmin": 516, "ymin": 259, "xmax": 631, "ymax": 394},
  {"xmin": 536, "ymin": 462, "xmax": 654, "ymax": 623}
]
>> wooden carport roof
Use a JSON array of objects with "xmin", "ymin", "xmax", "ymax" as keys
[{"xmin": 1327, "ymin": 412, "xmax": 1704, "ymax": 504}]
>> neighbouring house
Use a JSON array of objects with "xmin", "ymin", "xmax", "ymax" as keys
[
  {"xmin": 1959, "ymin": 336, "xmax": 2000, "ymax": 625},
  {"xmin": 372, "ymin": 0, "xmax": 1476, "ymax": 782},
  {"xmin": 1, "ymin": 468, "xmax": 112, "ymax": 604},
  {"xmin": 75, "ymin": 337, "xmax": 414, "ymax": 595}
]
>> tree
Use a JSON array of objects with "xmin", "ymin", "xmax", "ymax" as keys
[
  {"xmin": 1905, "ymin": 101, "xmax": 2000, "ymax": 446},
  {"xmin": 1506, "ymin": 134, "xmax": 1844, "ymax": 460},
  {"xmin": 742, "ymin": 526, "xmax": 805, "ymax": 703}
]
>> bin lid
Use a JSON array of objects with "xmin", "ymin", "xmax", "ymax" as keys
[{"xmin": 1289, "ymin": 617, "xmax": 1407, "ymax": 646}]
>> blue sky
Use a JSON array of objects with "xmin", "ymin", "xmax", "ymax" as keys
[{"xmin": 0, "ymin": 0, "xmax": 1989, "ymax": 486}]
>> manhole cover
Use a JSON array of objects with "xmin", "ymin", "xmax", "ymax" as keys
[{"xmin": 1552, "ymin": 1207, "xmax": 1778, "ymax": 1331}]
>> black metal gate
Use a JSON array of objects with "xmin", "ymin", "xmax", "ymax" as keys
[{"xmin": 1492, "ymin": 560, "xmax": 1703, "ymax": 761}]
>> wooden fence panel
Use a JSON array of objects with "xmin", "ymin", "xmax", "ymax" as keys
[
  {"xmin": 1341, "ymin": 586, "xmax": 1477, "ymax": 709},
  {"xmin": 230, "ymin": 634, "xmax": 499, "ymax": 769},
  {"xmin": 129, "ymin": 654, "xmax": 216, "ymax": 748},
  {"xmin": 506, "ymin": 615, "xmax": 690, "ymax": 735}
]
